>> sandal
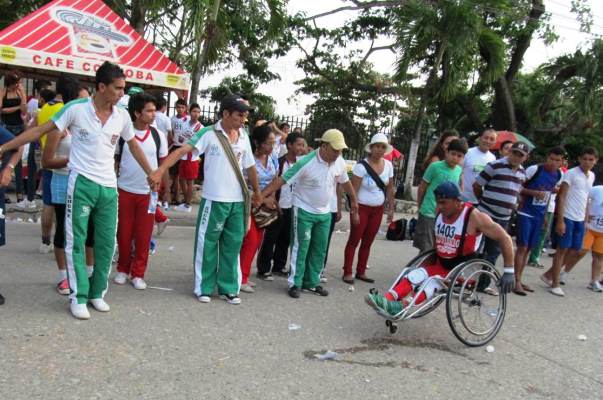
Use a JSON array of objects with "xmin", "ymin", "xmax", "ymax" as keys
[
  {"xmin": 355, "ymin": 275, "xmax": 375, "ymax": 283},
  {"xmin": 342, "ymin": 276, "xmax": 354, "ymax": 284},
  {"xmin": 522, "ymin": 283, "xmax": 534, "ymax": 292},
  {"xmin": 513, "ymin": 288, "xmax": 527, "ymax": 296}
]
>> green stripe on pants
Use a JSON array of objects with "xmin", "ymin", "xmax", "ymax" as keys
[
  {"xmin": 193, "ymin": 198, "xmax": 245, "ymax": 296},
  {"xmin": 289, "ymin": 207, "xmax": 331, "ymax": 289},
  {"xmin": 66, "ymin": 173, "xmax": 117, "ymax": 305}
]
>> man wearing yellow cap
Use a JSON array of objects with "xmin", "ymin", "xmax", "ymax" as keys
[{"xmin": 262, "ymin": 129, "xmax": 360, "ymax": 298}]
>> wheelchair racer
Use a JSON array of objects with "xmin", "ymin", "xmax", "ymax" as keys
[{"xmin": 366, "ymin": 181, "xmax": 516, "ymax": 317}]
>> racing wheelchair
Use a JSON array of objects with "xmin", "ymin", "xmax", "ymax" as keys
[{"xmin": 368, "ymin": 250, "xmax": 507, "ymax": 347}]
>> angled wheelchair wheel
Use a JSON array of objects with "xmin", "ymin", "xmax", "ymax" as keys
[{"xmin": 445, "ymin": 260, "xmax": 506, "ymax": 347}]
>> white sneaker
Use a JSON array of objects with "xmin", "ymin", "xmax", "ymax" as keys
[
  {"xmin": 27, "ymin": 200, "xmax": 37, "ymax": 209},
  {"xmin": 197, "ymin": 295, "xmax": 211, "ymax": 303},
  {"xmin": 247, "ymin": 280, "xmax": 257, "ymax": 287},
  {"xmin": 113, "ymin": 272, "xmax": 128, "ymax": 285},
  {"xmin": 560, "ymin": 271, "xmax": 568, "ymax": 285},
  {"xmin": 175, "ymin": 203, "xmax": 192, "ymax": 213},
  {"xmin": 14, "ymin": 200, "xmax": 27, "ymax": 210},
  {"xmin": 131, "ymin": 277, "xmax": 147, "ymax": 290},
  {"xmin": 240, "ymin": 284, "xmax": 255, "ymax": 293},
  {"xmin": 549, "ymin": 287, "xmax": 565, "ymax": 297},
  {"xmin": 38, "ymin": 242, "xmax": 53, "ymax": 254},
  {"xmin": 587, "ymin": 281, "xmax": 603, "ymax": 292},
  {"xmin": 162, "ymin": 201, "xmax": 169, "ymax": 211},
  {"xmin": 89, "ymin": 298, "xmax": 110, "ymax": 312},
  {"xmin": 70, "ymin": 303, "xmax": 90, "ymax": 319},
  {"xmin": 156, "ymin": 220, "xmax": 169, "ymax": 236},
  {"xmin": 220, "ymin": 294, "xmax": 241, "ymax": 305},
  {"xmin": 320, "ymin": 276, "xmax": 328, "ymax": 283}
]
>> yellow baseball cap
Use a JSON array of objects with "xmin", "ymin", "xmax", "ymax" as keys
[{"xmin": 318, "ymin": 129, "xmax": 348, "ymax": 150}]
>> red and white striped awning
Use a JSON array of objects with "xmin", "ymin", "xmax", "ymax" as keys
[{"xmin": 0, "ymin": 0, "xmax": 190, "ymax": 90}]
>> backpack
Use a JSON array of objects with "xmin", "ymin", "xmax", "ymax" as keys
[
  {"xmin": 386, "ymin": 218, "xmax": 407, "ymax": 241},
  {"xmin": 116, "ymin": 126, "xmax": 162, "ymax": 165}
]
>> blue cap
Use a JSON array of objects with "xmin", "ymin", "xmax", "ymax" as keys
[{"xmin": 434, "ymin": 181, "xmax": 462, "ymax": 200}]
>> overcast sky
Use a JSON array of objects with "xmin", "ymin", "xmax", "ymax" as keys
[{"xmin": 202, "ymin": 0, "xmax": 603, "ymax": 117}]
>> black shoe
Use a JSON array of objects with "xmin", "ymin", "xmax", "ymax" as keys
[
  {"xmin": 303, "ymin": 286, "xmax": 329, "ymax": 296},
  {"xmin": 4, "ymin": 197, "xmax": 11, "ymax": 204},
  {"xmin": 0, "ymin": 292, "xmax": 5, "ymax": 305},
  {"xmin": 288, "ymin": 286, "xmax": 300, "ymax": 298},
  {"xmin": 272, "ymin": 269, "xmax": 289, "ymax": 277},
  {"xmin": 355, "ymin": 275, "xmax": 375, "ymax": 283}
]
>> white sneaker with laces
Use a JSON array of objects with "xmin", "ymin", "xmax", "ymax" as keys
[
  {"xmin": 14, "ymin": 200, "xmax": 27, "ymax": 210},
  {"xmin": 549, "ymin": 287, "xmax": 565, "ymax": 297},
  {"xmin": 559, "ymin": 271, "xmax": 568, "ymax": 285},
  {"xmin": 70, "ymin": 303, "xmax": 90, "ymax": 319},
  {"xmin": 114, "ymin": 272, "xmax": 128, "ymax": 285},
  {"xmin": 220, "ymin": 294, "xmax": 241, "ymax": 305},
  {"xmin": 27, "ymin": 200, "xmax": 37, "ymax": 209},
  {"xmin": 198, "ymin": 295, "xmax": 211, "ymax": 303},
  {"xmin": 175, "ymin": 203, "xmax": 192, "ymax": 212},
  {"xmin": 587, "ymin": 281, "xmax": 603, "ymax": 292},
  {"xmin": 320, "ymin": 276, "xmax": 328, "ymax": 283},
  {"xmin": 131, "ymin": 277, "xmax": 147, "ymax": 290},
  {"xmin": 39, "ymin": 242, "xmax": 53, "ymax": 254},
  {"xmin": 89, "ymin": 298, "xmax": 110, "ymax": 312}
]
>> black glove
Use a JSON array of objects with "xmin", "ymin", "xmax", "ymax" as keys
[{"xmin": 498, "ymin": 267, "xmax": 515, "ymax": 294}]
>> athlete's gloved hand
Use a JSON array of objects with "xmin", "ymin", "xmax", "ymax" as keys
[{"xmin": 498, "ymin": 267, "xmax": 515, "ymax": 294}]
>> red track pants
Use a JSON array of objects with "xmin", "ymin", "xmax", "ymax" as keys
[
  {"xmin": 343, "ymin": 204, "xmax": 384, "ymax": 276},
  {"xmin": 239, "ymin": 218, "xmax": 264, "ymax": 284},
  {"xmin": 117, "ymin": 189, "xmax": 154, "ymax": 279}
]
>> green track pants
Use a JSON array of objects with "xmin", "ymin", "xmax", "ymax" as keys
[
  {"xmin": 66, "ymin": 173, "xmax": 117, "ymax": 305},
  {"xmin": 289, "ymin": 207, "xmax": 331, "ymax": 289},
  {"xmin": 193, "ymin": 199, "xmax": 245, "ymax": 297}
]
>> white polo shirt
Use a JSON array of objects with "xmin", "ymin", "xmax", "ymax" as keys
[
  {"xmin": 562, "ymin": 166, "xmax": 595, "ymax": 221},
  {"xmin": 461, "ymin": 146, "xmax": 496, "ymax": 203},
  {"xmin": 171, "ymin": 114, "xmax": 189, "ymax": 147},
  {"xmin": 283, "ymin": 150, "xmax": 349, "ymax": 214},
  {"xmin": 187, "ymin": 121, "xmax": 255, "ymax": 202},
  {"xmin": 118, "ymin": 127, "xmax": 168, "ymax": 194},
  {"xmin": 52, "ymin": 97, "xmax": 134, "ymax": 187},
  {"xmin": 154, "ymin": 111, "xmax": 172, "ymax": 137}
]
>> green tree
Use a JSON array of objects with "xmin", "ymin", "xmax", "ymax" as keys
[{"xmin": 201, "ymin": 74, "xmax": 277, "ymax": 117}]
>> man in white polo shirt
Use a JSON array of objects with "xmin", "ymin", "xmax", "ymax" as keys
[
  {"xmin": 262, "ymin": 129, "xmax": 360, "ymax": 298},
  {"xmin": 0, "ymin": 62, "xmax": 155, "ymax": 319},
  {"xmin": 149, "ymin": 94, "xmax": 261, "ymax": 305},
  {"xmin": 461, "ymin": 129, "xmax": 497, "ymax": 204}
]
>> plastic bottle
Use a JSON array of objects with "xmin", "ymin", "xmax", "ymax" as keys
[{"xmin": 148, "ymin": 191, "xmax": 158, "ymax": 214}]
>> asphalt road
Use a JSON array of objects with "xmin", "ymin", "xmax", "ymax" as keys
[{"xmin": 1, "ymin": 219, "xmax": 602, "ymax": 400}]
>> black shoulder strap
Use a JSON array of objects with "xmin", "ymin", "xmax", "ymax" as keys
[
  {"xmin": 116, "ymin": 137, "xmax": 125, "ymax": 164},
  {"xmin": 149, "ymin": 126, "xmax": 161, "ymax": 162},
  {"xmin": 278, "ymin": 155, "xmax": 287, "ymax": 176},
  {"xmin": 456, "ymin": 205, "xmax": 475, "ymax": 258},
  {"xmin": 524, "ymin": 164, "xmax": 543, "ymax": 187},
  {"xmin": 360, "ymin": 159, "xmax": 386, "ymax": 196}
]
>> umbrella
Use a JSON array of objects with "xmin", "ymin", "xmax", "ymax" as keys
[{"xmin": 493, "ymin": 131, "xmax": 535, "ymax": 150}]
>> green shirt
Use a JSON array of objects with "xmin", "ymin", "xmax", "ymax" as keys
[{"xmin": 419, "ymin": 160, "xmax": 462, "ymax": 218}]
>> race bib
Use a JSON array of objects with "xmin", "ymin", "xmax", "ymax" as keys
[
  {"xmin": 589, "ymin": 216, "xmax": 603, "ymax": 230},
  {"xmin": 532, "ymin": 192, "xmax": 550, "ymax": 207}
]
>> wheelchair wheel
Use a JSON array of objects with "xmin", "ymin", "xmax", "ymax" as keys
[{"xmin": 445, "ymin": 260, "xmax": 506, "ymax": 347}]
